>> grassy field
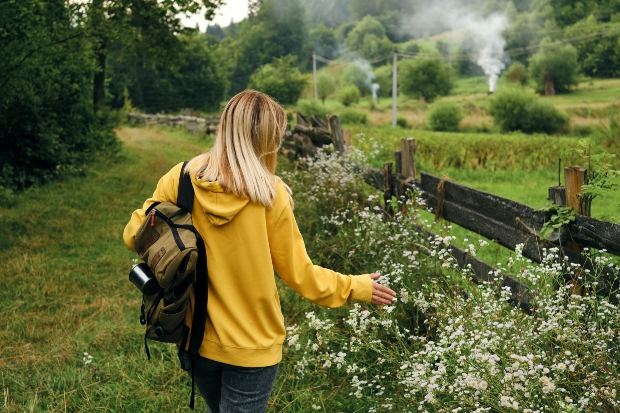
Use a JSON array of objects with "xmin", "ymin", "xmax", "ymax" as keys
[{"xmin": 0, "ymin": 127, "xmax": 213, "ymax": 412}]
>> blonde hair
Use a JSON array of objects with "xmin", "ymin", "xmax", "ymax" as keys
[{"xmin": 186, "ymin": 90, "xmax": 291, "ymax": 209}]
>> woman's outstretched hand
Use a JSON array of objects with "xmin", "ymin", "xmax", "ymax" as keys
[{"xmin": 369, "ymin": 273, "xmax": 396, "ymax": 306}]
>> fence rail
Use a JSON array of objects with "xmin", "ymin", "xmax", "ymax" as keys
[
  {"xmin": 361, "ymin": 157, "xmax": 620, "ymax": 304},
  {"xmin": 127, "ymin": 113, "xmax": 219, "ymax": 134}
]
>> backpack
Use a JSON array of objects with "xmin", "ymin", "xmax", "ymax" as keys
[{"xmin": 131, "ymin": 161, "xmax": 207, "ymax": 410}]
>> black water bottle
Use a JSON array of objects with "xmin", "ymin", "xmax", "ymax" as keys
[{"xmin": 128, "ymin": 263, "xmax": 160, "ymax": 296}]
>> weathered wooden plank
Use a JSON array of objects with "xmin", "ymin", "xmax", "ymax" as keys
[
  {"xmin": 293, "ymin": 124, "xmax": 332, "ymax": 146},
  {"xmin": 329, "ymin": 115, "xmax": 345, "ymax": 154},
  {"xmin": 419, "ymin": 172, "xmax": 546, "ymax": 236},
  {"xmin": 568, "ymin": 215, "xmax": 620, "ymax": 256}
]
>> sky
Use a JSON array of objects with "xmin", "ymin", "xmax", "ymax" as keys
[{"xmin": 181, "ymin": 1, "xmax": 249, "ymax": 31}]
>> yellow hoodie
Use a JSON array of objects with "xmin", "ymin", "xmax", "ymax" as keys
[{"xmin": 123, "ymin": 162, "xmax": 373, "ymax": 367}]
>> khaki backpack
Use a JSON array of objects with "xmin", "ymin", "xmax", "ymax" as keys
[{"xmin": 132, "ymin": 161, "xmax": 207, "ymax": 410}]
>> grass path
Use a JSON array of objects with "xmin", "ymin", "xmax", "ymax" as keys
[{"xmin": 0, "ymin": 127, "xmax": 209, "ymax": 412}]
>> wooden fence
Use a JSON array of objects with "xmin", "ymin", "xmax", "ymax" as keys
[
  {"xmin": 127, "ymin": 113, "xmax": 219, "ymax": 135},
  {"xmin": 129, "ymin": 110, "xmax": 620, "ymax": 308},
  {"xmin": 361, "ymin": 141, "xmax": 620, "ymax": 309}
]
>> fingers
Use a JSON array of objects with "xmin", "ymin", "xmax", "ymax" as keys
[
  {"xmin": 371, "ymin": 281, "xmax": 396, "ymax": 306},
  {"xmin": 369, "ymin": 273, "xmax": 380, "ymax": 280}
]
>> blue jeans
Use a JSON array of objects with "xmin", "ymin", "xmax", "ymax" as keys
[{"xmin": 189, "ymin": 357, "xmax": 279, "ymax": 413}]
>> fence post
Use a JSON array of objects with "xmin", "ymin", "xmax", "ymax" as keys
[
  {"xmin": 564, "ymin": 165, "xmax": 589, "ymax": 295},
  {"xmin": 329, "ymin": 115, "xmax": 345, "ymax": 154},
  {"xmin": 400, "ymin": 138, "xmax": 416, "ymax": 179},
  {"xmin": 343, "ymin": 130, "xmax": 351, "ymax": 147},
  {"xmin": 383, "ymin": 162, "xmax": 394, "ymax": 218},
  {"xmin": 548, "ymin": 186, "xmax": 566, "ymax": 206},
  {"xmin": 395, "ymin": 150, "xmax": 402, "ymax": 175}
]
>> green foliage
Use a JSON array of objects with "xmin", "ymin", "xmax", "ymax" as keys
[
  {"xmin": 227, "ymin": 0, "xmax": 307, "ymax": 94},
  {"xmin": 109, "ymin": 34, "xmax": 229, "ymax": 113},
  {"xmin": 0, "ymin": 0, "xmax": 119, "ymax": 191},
  {"xmin": 528, "ymin": 42, "xmax": 580, "ymax": 95},
  {"xmin": 339, "ymin": 85, "xmax": 362, "ymax": 107},
  {"xmin": 339, "ymin": 108, "xmax": 367, "ymax": 124},
  {"xmin": 317, "ymin": 72, "xmax": 336, "ymax": 104},
  {"xmin": 404, "ymin": 42, "xmax": 420, "ymax": 55},
  {"xmin": 308, "ymin": 24, "xmax": 340, "ymax": 61},
  {"xmin": 345, "ymin": 16, "xmax": 393, "ymax": 60},
  {"xmin": 343, "ymin": 64, "xmax": 371, "ymax": 95},
  {"xmin": 399, "ymin": 58, "xmax": 453, "ymax": 102},
  {"xmin": 396, "ymin": 116, "xmax": 409, "ymax": 128},
  {"xmin": 487, "ymin": 87, "xmax": 569, "ymax": 134},
  {"xmin": 503, "ymin": 61, "xmax": 528, "ymax": 85},
  {"xmin": 456, "ymin": 36, "xmax": 485, "ymax": 76},
  {"xmin": 538, "ymin": 202, "xmax": 577, "ymax": 240},
  {"xmin": 249, "ymin": 56, "xmax": 307, "ymax": 104},
  {"xmin": 374, "ymin": 64, "xmax": 393, "ymax": 98},
  {"xmin": 564, "ymin": 18, "xmax": 620, "ymax": 78},
  {"xmin": 563, "ymin": 138, "xmax": 620, "ymax": 201},
  {"xmin": 427, "ymin": 100, "xmax": 464, "ymax": 132},
  {"xmin": 297, "ymin": 99, "xmax": 329, "ymax": 119}
]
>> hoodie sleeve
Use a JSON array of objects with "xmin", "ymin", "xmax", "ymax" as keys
[
  {"xmin": 123, "ymin": 162, "xmax": 183, "ymax": 252},
  {"xmin": 268, "ymin": 201, "xmax": 373, "ymax": 307}
]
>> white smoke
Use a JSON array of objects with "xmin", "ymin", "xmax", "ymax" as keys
[
  {"xmin": 399, "ymin": 2, "xmax": 509, "ymax": 92},
  {"xmin": 371, "ymin": 83, "xmax": 380, "ymax": 101}
]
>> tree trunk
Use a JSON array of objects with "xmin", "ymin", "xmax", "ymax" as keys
[
  {"xmin": 544, "ymin": 73, "xmax": 555, "ymax": 96},
  {"xmin": 93, "ymin": 44, "xmax": 106, "ymax": 110}
]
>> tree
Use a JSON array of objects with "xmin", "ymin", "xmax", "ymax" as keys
[
  {"xmin": 108, "ymin": 33, "xmax": 229, "ymax": 113},
  {"xmin": 228, "ymin": 0, "xmax": 307, "ymax": 94},
  {"xmin": 248, "ymin": 56, "xmax": 307, "ymax": 104},
  {"xmin": 502, "ymin": 61, "xmax": 528, "ymax": 85},
  {"xmin": 344, "ymin": 15, "xmax": 394, "ymax": 61},
  {"xmin": 564, "ymin": 17, "xmax": 620, "ymax": 78},
  {"xmin": 343, "ymin": 64, "xmax": 372, "ymax": 96},
  {"xmin": 528, "ymin": 42, "xmax": 579, "ymax": 95},
  {"xmin": 374, "ymin": 64, "xmax": 393, "ymax": 98},
  {"xmin": 317, "ymin": 72, "xmax": 336, "ymax": 104},
  {"xmin": 86, "ymin": 0, "xmax": 224, "ymax": 109},
  {"xmin": 399, "ymin": 58, "xmax": 453, "ymax": 102},
  {"xmin": 0, "ymin": 1, "xmax": 117, "ymax": 190}
]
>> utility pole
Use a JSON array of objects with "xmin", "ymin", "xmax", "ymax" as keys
[
  {"xmin": 448, "ymin": 30, "xmax": 453, "ymax": 81},
  {"xmin": 392, "ymin": 49, "xmax": 397, "ymax": 127},
  {"xmin": 313, "ymin": 52, "xmax": 318, "ymax": 101}
]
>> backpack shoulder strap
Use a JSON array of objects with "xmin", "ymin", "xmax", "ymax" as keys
[{"xmin": 177, "ymin": 161, "xmax": 194, "ymax": 213}]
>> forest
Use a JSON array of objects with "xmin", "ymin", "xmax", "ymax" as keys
[{"xmin": 2, "ymin": 0, "xmax": 620, "ymax": 193}]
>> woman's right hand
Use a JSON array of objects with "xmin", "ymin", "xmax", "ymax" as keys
[{"xmin": 369, "ymin": 273, "xmax": 396, "ymax": 305}]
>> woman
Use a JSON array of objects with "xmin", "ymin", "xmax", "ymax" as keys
[{"xmin": 123, "ymin": 90, "xmax": 396, "ymax": 412}]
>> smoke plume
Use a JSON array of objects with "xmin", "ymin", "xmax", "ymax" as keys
[{"xmin": 399, "ymin": 1, "xmax": 509, "ymax": 92}]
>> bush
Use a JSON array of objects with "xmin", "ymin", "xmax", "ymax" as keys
[
  {"xmin": 487, "ymin": 86, "xmax": 569, "ymax": 134},
  {"xmin": 503, "ymin": 61, "xmax": 528, "ymax": 86},
  {"xmin": 399, "ymin": 58, "xmax": 452, "ymax": 102},
  {"xmin": 339, "ymin": 108, "xmax": 367, "ymax": 124},
  {"xmin": 339, "ymin": 85, "xmax": 361, "ymax": 107},
  {"xmin": 374, "ymin": 64, "xmax": 392, "ymax": 98},
  {"xmin": 248, "ymin": 55, "xmax": 307, "ymax": 104},
  {"xmin": 343, "ymin": 64, "xmax": 371, "ymax": 96},
  {"xmin": 427, "ymin": 100, "xmax": 463, "ymax": 132},
  {"xmin": 297, "ymin": 100, "xmax": 329, "ymax": 120},
  {"xmin": 528, "ymin": 42, "xmax": 579, "ymax": 95},
  {"xmin": 396, "ymin": 116, "xmax": 409, "ymax": 128},
  {"xmin": 317, "ymin": 72, "xmax": 336, "ymax": 104}
]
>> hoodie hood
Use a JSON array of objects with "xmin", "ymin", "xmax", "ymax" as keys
[{"xmin": 191, "ymin": 175, "xmax": 249, "ymax": 226}]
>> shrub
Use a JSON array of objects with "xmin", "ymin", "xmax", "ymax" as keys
[
  {"xmin": 503, "ymin": 61, "xmax": 528, "ymax": 86},
  {"xmin": 399, "ymin": 58, "xmax": 452, "ymax": 102},
  {"xmin": 528, "ymin": 42, "xmax": 579, "ymax": 95},
  {"xmin": 297, "ymin": 100, "xmax": 329, "ymax": 120},
  {"xmin": 317, "ymin": 72, "xmax": 336, "ymax": 104},
  {"xmin": 339, "ymin": 108, "xmax": 367, "ymax": 124},
  {"xmin": 374, "ymin": 64, "xmax": 392, "ymax": 98},
  {"xmin": 248, "ymin": 55, "xmax": 307, "ymax": 104},
  {"xmin": 427, "ymin": 100, "xmax": 463, "ymax": 132},
  {"xmin": 339, "ymin": 85, "xmax": 361, "ymax": 107},
  {"xmin": 343, "ymin": 64, "xmax": 370, "ymax": 96},
  {"xmin": 487, "ymin": 86, "xmax": 569, "ymax": 134},
  {"xmin": 396, "ymin": 116, "xmax": 409, "ymax": 128}
]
